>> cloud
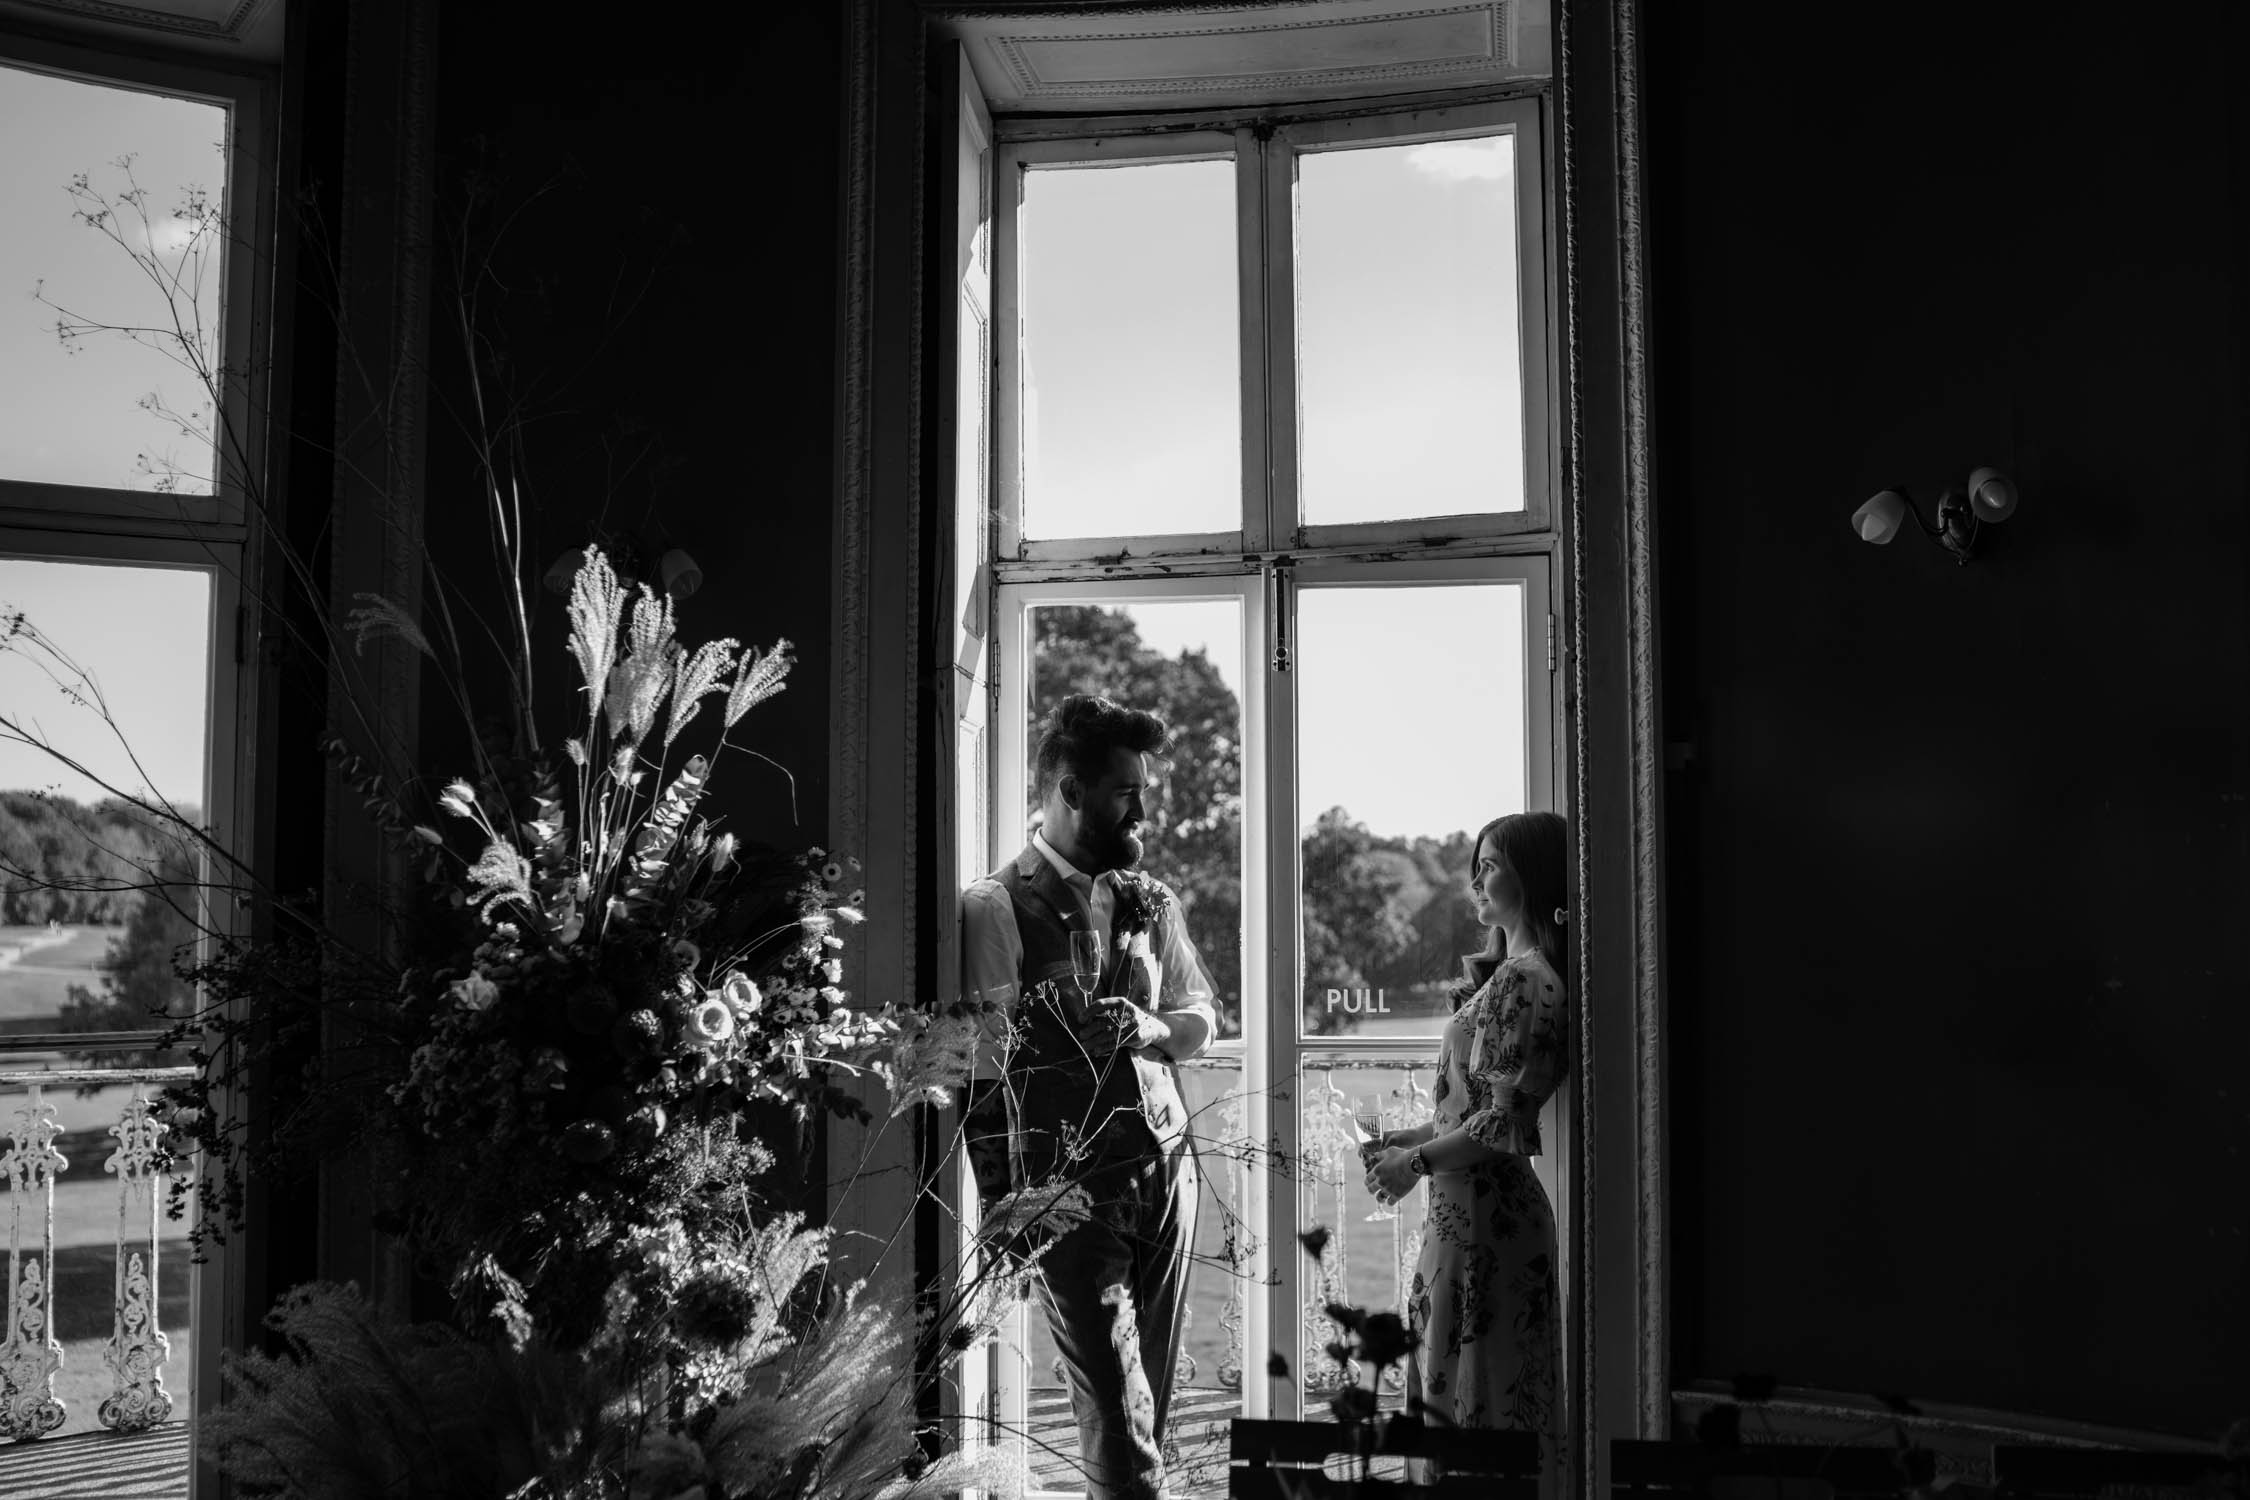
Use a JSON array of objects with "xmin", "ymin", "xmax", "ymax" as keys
[
  {"xmin": 142, "ymin": 217, "xmax": 201, "ymax": 256},
  {"xmin": 1402, "ymin": 137, "xmax": 1513, "ymax": 184}
]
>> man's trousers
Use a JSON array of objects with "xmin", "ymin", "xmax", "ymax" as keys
[{"xmin": 1032, "ymin": 1146, "xmax": 1198, "ymax": 1500}]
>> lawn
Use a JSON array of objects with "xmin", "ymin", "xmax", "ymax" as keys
[{"xmin": 0, "ymin": 923, "xmax": 117, "ymax": 1024}]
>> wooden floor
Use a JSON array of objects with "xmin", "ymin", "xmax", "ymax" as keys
[
  {"xmin": 0, "ymin": 1423, "xmax": 188, "ymax": 1500},
  {"xmin": 1030, "ymin": 1384, "xmax": 1240, "ymax": 1499},
  {"xmin": 0, "ymin": 1387, "xmax": 1242, "ymax": 1500}
]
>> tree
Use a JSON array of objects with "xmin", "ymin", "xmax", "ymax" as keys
[
  {"xmin": 58, "ymin": 836, "xmax": 199, "ymax": 1039},
  {"xmin": 0, "ymin": 790, "xmax": 191, "ymax": 925},
  {"xmin": 1023, "ymin": 609, "xmax": 1489, "ymax": 1039},
  {"xmin": 1031, "ymin": 606, "xmax": 1245, "ymax": 1032}
]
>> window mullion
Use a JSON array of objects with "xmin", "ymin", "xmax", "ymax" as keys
[
  {"xmin": 1235, "ymin": 127, "xmax": 1273, "ymax": 554},
  {"xmin": 1258, "ymin": 127, "xmax": 1300, "ymax": 553}
]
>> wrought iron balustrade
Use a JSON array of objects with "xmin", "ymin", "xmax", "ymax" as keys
[{"xmin": 0, "ymin": 1031, "xmax": 193, "ymax": 1446}]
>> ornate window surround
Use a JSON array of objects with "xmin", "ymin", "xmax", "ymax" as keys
[
  {"xmin": 828, "ymin": 3, "xmax": 1664, "ymax": 1494},
  {"xmin": 0, "ymin": 20, "xmax": 291, "ymax": 1486}
]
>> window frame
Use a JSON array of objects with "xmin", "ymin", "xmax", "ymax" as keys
[
  {"xmin": 0, "ymin": 35, "xmax": 274, "ymax": 541},
  {"xmin": 1271, "ymin": 96, "xmax": 1552, "ymax": 549},
  {"xmin": 992, "ymin": 93, "xmax": 1553, "ymax": 569},
  {"xmin": 994, "ymin": 127, "xmax": 1252, "ymax": 565},
  {"xmin": 0, "ymin": 31, "xmax": 271, "ymax": 1477},
  {"xmin": 981, "ymin": 83, "xmax": 1567, "ymax": 1438},
  {"xmin": 0, "ymin": 522, "xmax": 249, "ymax": 1461}
]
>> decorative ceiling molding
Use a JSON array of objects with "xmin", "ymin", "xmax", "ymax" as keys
[
  {"xmin": 941, "ymin": 0, "xmax": 1549, "ymax": 114},
  {"xmin": 0, "ymin": 0, "xmax": 282, "ymax": 59}
]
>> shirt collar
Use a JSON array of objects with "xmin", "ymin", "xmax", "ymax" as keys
[{"xmin": 1032, "ymin": 829, "xmax": 1097, "ymax": 889}]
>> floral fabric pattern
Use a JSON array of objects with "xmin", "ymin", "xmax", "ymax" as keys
[{"xmin": 1407, "ymin": 953, "xmax": 1567, "ymax": 1488}]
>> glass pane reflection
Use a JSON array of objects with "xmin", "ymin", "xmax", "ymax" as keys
[
  {"xmin": 1296, "ymin": 583, "xmax": 1526, "ymax": 1039},
  {"xmin": 1296, "ymin": 134, "xmax": 1524, "ymax": 526}
]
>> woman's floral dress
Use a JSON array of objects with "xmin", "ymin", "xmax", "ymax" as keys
[{"xmin": 1406, "ymin": 951, "xmax": 1567, "ymax": 1476}]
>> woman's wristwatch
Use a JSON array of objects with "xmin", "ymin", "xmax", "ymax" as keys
[{"xmin": 1408, "ymin": 1146, "xmax": 1431, "ymax": 1177}]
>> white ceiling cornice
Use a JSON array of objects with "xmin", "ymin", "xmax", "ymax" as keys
[{"xmin": 935, "ymin": 0, "xmax": 1551, "ymax": 115}]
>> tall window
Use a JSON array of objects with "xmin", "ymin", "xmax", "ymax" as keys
[
  {"xmin": 953, "ymin": 88, "xmax": 1560, "ymax": 1491},
  {"xmin": 0, "ymin": 40, "xmax": 266, "ymax": 1467}
]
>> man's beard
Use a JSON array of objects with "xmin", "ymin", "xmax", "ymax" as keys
[{"xmin": 1084, "ymin": 817, "xmax": 1144, "ymax": 873}]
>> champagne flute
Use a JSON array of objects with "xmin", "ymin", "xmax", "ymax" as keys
[
  {"xmin": 1068, "ymin": 928, "xmax": 1104, "ymax": 1037},
  {"xmin": 1356, "ymin": 1094, "xmax": 1397, "ymax": 1222}
]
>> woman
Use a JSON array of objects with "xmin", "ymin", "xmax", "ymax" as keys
[{"xmin": 1364, "ymin": 810, "xmax": 1568, "ymax": 1476}]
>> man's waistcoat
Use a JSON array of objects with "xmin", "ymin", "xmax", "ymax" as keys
[{"xmin": 996, "ymin": 846, "xmax": 1191, "ymax": 1184}]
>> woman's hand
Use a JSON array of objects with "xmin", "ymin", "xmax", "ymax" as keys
[
  {"xmin": 1381, "ymin": 1122, "xmax": 1435, "ymax": 1151},
  {"xmin": 1363, "ymin": 1146, "xmax": 1422, "ymax": 1205}
]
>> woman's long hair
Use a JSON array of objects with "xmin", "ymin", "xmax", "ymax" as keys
[{"xmin": 1450, "ymin": 810, "xmax": 1570, "ymax": 1005}]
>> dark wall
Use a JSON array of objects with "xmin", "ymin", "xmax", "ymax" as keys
[
  {"xmin": 1648, "ymin": 1, "xmax": 2250, "ymax": 1434},
  {"xmin": 424, "ymin": 6, "xmax": 842, "ymax": 853}
]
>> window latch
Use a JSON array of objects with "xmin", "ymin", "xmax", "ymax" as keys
[{"xmin": 1267, "ymin": 554, "xmax": 1295, "ymax": 673}]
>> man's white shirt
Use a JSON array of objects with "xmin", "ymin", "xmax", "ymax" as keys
[{"xmin": 959, "ymin": 831, "xmax": 1218, "ymax": 1080}]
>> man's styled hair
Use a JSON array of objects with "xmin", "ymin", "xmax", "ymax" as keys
[{"xmin": 1033, "ymin": 693, "xmax": 1167, "ymax": 802}]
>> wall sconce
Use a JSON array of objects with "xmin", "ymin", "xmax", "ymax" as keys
[
  {"xmin": 543, "ymin": 534, "xmax": 703, "ymax": 600},
  {"xmin": 1851, "ymin": 467, "xmax": 2019, "ymax": 564}
]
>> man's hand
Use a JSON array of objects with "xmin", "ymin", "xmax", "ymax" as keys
[{"xmin": 1076, "ymin": 995, "xmax": 1173, "ymax": 1056}]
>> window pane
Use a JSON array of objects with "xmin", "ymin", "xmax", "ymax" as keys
[
  {"xmin": 0, "ymin": 65, "xmax": 229, "ymax": 493},
  {"xmin": 1020, "ymin": 159, "xmax": 1239, "ymax": 540},
  {"xmin": 1295, "ymin": 134, "xmax": 1524, "ymax": 526},
  {"xmin": 0, "ymin": 555, "xmax": 212, "ymax": 1438},
  {"xmin": 1296, "ymin": 583, "xmax": 1526, "ymax": 1039},
  {"xmin": 1023, "ymin": 599, "xmax": 1245, "ymax": 1038}
]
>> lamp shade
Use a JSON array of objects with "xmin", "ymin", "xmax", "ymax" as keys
[
  {"xmin": 1966, "ymin": 466, "xmax": 2018, "ymax": 523},
  {"xmin": 543, "ymin": 547, "xmax": 587, "ymax": 595},
  {"xmin": 1852, "ymin": 489, "xmax": 1909, "ymax": 545},
  {"xmin": 657, "ymin": 548, "xmax": 703, "ymax": 600}
]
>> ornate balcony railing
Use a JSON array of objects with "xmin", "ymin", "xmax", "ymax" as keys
[{"xmin": 0, "ymin": 1032, "xmax": 193, "ymax": 1446}]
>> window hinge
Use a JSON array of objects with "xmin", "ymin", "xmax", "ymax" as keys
[
  {"xmin": 236, "ymin": 603, "xmax": 247, "ymax": 666},
  {"xmin": 1545, "ymin": 612, "xmax": 1559, "ymax": 674}
]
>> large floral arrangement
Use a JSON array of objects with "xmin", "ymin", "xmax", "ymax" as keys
[{"xmin": 145, "ymin": 546, "xmax": 1028, "ymax": 1498}]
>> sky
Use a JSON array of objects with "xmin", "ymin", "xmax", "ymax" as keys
[
  {"xmin": 1022, "ymin": 132, "xmax": 1533, "ymax": 842},
  {"xmin": 0, "ymin": 63, "xmax": 228, "ymax": 493},
  {"xmin": 1019, "ymin": 134, "xmax": 1523, "ymax": 538},
  {"xmin": 1081, "ymin": 587, "xmax": 1526, "ymax": 843},
  {"xmin": 0, "ymin": 555, "xmax": 212, "ymax": 807}
]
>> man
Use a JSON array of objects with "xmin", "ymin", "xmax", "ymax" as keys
[{"xmin": 961, "ymin": 693, "xmax": 1218, "ymax": 1500}]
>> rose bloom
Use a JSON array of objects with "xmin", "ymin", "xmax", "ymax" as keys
[
  {"xmin": 685, "ymin": 997, "xmax": 736, "ymax": 1047},
  {"xmin": 721, "ymin": 973, "xmax": 763, "ymax": 1015}
]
